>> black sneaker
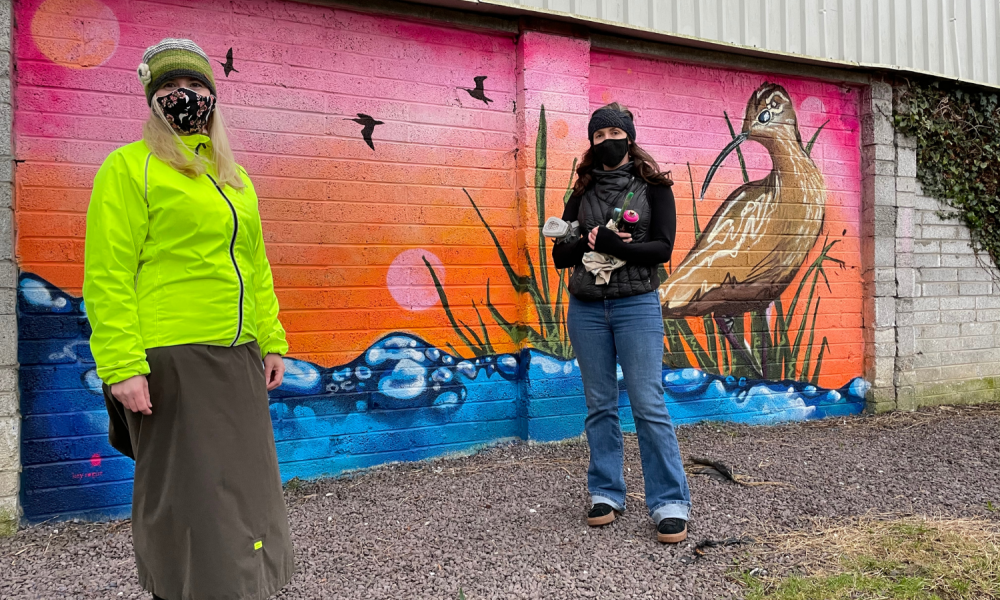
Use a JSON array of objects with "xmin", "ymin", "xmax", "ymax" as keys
[
  {"xmin": 587, "ymin": 503, "xmax": 617, "ymax": 527},
  {"xmin": 657, "ymin": 518, "xmax": 687, "ymax": 543}
]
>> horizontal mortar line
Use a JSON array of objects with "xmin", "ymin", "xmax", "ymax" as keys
[
  {"xmin": 265, "ymin": 241, "xmax": 517, "ymax": 249},
  {"xmin": 133, "ymin": 24, "xmax": 516, "ymax": 66},
  {"xmin": 16, "ymin": 181, "xmax": 515, "ymax": 194},
  {"xmin": 24, "ymin": 505, "xmax": 134, "ymax": 523},
  {"xmin": 257, "ymin": 218, "xmax": 519, "ymax": 227},
  {"xmin": 275, "ymin": 437, "xmax": 516, "ymax": 467},
  {"xmin": 16, "ymin": 135, "xmax": 518, "ymax": 162},
  {"xmin": 21, "ymin": 411, "xmax": 111, "ymax": 421},
  {"xmin": 18, "ymin": 103, "xmax": 517, "ymax": 135},
  {"xmin": 274, "ymin": 261, "xmax": 526, "ymax": 268},
  {"xmin": 283, "ymin": 326, "xmax": 519, "ymax": 335},
  {"xmin": 15, "ymin": 61, "xmax": 515, "ymax": 111},
  {"xmin": 20, "ymin": 407, "xmax": 106, "ymax": 419},
  {"xmin": 21, "ymin": 477, "xmax": 136, "ymax": 495},
  {"xmin": 16, "ymin": 34, "xmax": 516, "ymax": 82},
  {"xmin": 273, "ymin": 415, "xmax": 517, "ymax": 443},
  {"xmin": 20, "ymin": 453, "xmax": 129, "ymax": 470},
  {"xmin": 15, "ymin": 97, "xmax": 495, "ymax": 127},
  {"xmin": 16, "ymin": 210, "xmax": 83, "ymax": 218},
  {"xmin": 281, "ymin": 60, "xmax": 514, "ymax": 95},
  {"xmin": 108, "ymin": 11, "xmax": 514, "ymax": 54},
  {"xmin": 15, "ymin": 110, "xmax": 518, "ymax": 139}
]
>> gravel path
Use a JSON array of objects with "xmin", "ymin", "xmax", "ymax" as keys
[{"xmin": 3, "ymin": 405, "xmax": 999, "ymax": 599}]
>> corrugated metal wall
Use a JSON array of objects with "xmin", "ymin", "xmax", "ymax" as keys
[{"xmin": 464, "ymin": 0, "xmax": 1000, "ymax": 87}]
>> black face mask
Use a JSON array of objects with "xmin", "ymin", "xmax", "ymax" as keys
[{"xmin": 592, "ymin": 138, "xmax": 630, "ymax": 169}]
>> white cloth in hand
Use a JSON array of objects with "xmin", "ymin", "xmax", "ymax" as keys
[{"xmin": 582, "ymin": 220, "xmax": 626, "ymax": 285}]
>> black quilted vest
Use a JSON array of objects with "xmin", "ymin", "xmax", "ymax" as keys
[{"xmin": 568, "ymin": 165, "xmax": 660, "ymax": 301}]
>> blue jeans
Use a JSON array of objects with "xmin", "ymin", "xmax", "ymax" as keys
[{"xmin": 567, "ymin": 291, "xmax": 691, "ymax": 523}]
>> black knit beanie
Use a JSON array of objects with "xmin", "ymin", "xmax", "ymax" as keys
[{"xmin": 588, "ymin": 107, "xmax": 636, "ymax": 144}]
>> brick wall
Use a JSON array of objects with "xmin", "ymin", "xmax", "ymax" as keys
[{"xmin": 12, "ymin": 0, "xmax": 872, "ymax": 523}]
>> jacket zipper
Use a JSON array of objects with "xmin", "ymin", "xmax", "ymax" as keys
[{"xmin": 205, "ymin": 172, "xmax": 245, "ymax": 347}]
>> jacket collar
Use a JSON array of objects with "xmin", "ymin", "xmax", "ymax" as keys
[{"xmin": 180, "ymin": 133, "xmax": 212, "ymax": 155}]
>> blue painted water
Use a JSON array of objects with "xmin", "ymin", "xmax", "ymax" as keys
[{"xmin": 16, "ymin": 273, "xmax": 867, "ymax": 522}]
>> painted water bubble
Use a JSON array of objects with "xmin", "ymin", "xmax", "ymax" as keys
[
  {"xmin": 497, "ymin": 355, "xmax": 517, "ymax": 376},
  {"xmin": 379, "ymin": 358, "xmax": 427, "ymax": 400},
  {"xmin": 431, "ymin": 367, "xmax": 453, "ymax": 383},
  {"xmin": 367, "ymin": 336, "xmax": 425, "ymax": 365},
  {"xmin": 282, "ymin": 359, "xmax": 322, "ymax": 395},
  {"xmin": 21, "ymin": 278, "xmax": 70, "ymax": 311},
  {"xmin": 456, "ymin": 361, "xmax": 477, "ymax": 379}
]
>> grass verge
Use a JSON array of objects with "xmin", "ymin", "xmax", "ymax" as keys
[{"xmin": 736, "ymin": 516, "xmax": 1000, "ymax": 599}]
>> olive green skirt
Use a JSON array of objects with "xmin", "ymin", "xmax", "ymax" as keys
[{"xmin": 104, "ymin": 342, "xmax": 294, "ymax": 600}]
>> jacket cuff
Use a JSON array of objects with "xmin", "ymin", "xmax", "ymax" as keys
[
  {"xmin": 99, "ymin": 359, "xmax": 151, "ymax": 386},
  {"xmin": 259, "ymin": 336, "xmax": 289, "ymax": 358},
  {"xmin": 593, "ymin": 227, "xmax": 627, "ymax": 255}
]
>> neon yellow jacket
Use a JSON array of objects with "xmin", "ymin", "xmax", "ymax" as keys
[{"xmin": 84, "ymin": 134, "xmax": 288, "ymax": 385}]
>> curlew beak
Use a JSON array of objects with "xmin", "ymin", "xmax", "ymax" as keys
[{"xmin": 700, "ymin": 132, "xmax": 749, "ymax": 199}]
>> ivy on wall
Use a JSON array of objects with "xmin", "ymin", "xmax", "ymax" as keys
[{"xmin": 894, "ymin": 82, "xmax": 1000, "ymax": 272}]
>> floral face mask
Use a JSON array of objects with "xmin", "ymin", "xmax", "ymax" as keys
[{"xmin": 156, "ymin": 88, "xmax": 216, "ymax": 134}]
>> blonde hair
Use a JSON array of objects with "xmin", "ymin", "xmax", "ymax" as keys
[{"xmin": 143, "ymin": 100, "xmax": 245, "ymax": 190}]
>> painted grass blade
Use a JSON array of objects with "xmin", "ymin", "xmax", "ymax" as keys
[
  {"xmin": 663, "ymin": 320, "xmax": 693, "ymax": 369},
  {"xmin": 800, "ymin": 296, "xmax": 822, "ymax": 381},
  {"xmin": 535, "ymin": 106, "xmax": 551, "ymax": 306},
  {"xmin": 471, "ymin": 301, "xmax": 496, "ymax": 355},
  {"xmin": 457, "ymin": 317, "xmax": 486, "ymax": 349},
  {"xmin": 687, "ymin": 162, "xmax": 701, "ymax": 243},
  {"xmin": 522, "ymin": 247, "xmax": 556, "ymax": 338},
  {"xmin": 790, "ymin": 270, "xmax": 820, "ymax": 377},
  {"xmin": 724, "ymin": 111, "xmax": 750, "ymax": 184},
  {"xmin": 464, "ymin": 188, "xmax": 531, "ymax": 296},
  {"xmin": 703, "ymin": 315, "xmax": 720, "ymax": 374},
  {"xmin": 425, "ymin": 257, "xmax": 487, "ymax": 356},
  {"xmin": 810, "ymin": 338, "xmax": 830, "ymax": 387},
  {"xmin": 485, "ymin": 281, "xmax": 530, "ymax": 346},
  {"xmin": 805, "ymin": 120, "xmax": 830, "ymax": 158},
  {"xmin": 563, "ymin": 157, "xmax": 578, "ymax": 205},
  {"xmin": 750, "ymin": 310, "xmax": 770, "ymax": 375},
  {"xmin": 675, "ymin": 318, "xmax": 717, "ymax": 372}
]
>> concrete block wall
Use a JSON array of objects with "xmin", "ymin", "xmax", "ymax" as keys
[
  {"xmin": 894, "ymin": 134, "xmax": 1000, "ymax": 407},
  {"xmin": 860, "ymin": 81, "xmax": 898, "ymax": 413},
  {"xmin": 0, "ymin": 0, "xmax": 18, "ymax": 535}
]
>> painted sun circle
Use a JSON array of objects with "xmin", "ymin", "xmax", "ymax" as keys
[
  {"xmin": 387, "ymin": 249, "xmax": 444, "ymax": 311},
  {"xmin": 31, "ymin": 0, "xmax": 120, "ymax": 69}
]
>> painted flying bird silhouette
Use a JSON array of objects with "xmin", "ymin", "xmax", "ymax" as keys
[
  {"xmin": 219, "ymin": 48, "xmax": 238, "ymax": 77},
  {"xmin": 463, "ymin": 76, "xmax": 493, "ymax": 105},
  {"xmin": 659, "ymin": 82, "xmax": 827, "ymax": 379},
  {"xmin": 346, "ymin": 113, "xmax": 384, "ymax": 150}
]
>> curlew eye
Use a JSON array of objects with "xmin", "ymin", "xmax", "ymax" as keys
[
  {"xmin": 758, "ymin": 109, "xmax": 772, "ymax": 124},
  {"xmin": 769, "ymin": 99, "xmax": 780, "ymax": 109}
]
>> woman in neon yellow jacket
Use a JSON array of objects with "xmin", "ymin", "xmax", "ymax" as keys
[{"xmin": 84, "ymin": 39, "xmax": 294, "ymax": 600}]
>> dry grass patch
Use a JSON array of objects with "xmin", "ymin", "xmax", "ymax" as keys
[{"xmin": 736, "ymin": 515, "xmax": 1000, "ymax": 599}]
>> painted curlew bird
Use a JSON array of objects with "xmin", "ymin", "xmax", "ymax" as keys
[{"xmin": 659, "ymin": 82, "xmax": 826, "ymax": 378}]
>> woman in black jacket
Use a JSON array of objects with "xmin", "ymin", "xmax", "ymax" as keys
[{"xmin": 553, "ymin": 103, "xmax": 691, "ymax": 543}]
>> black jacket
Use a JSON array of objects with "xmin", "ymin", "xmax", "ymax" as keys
[{"xmin": 553, "ymin": 164, "xmax": 676, "ymax": 301}]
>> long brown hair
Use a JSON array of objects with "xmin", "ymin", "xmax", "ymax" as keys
[{"xmin": 572, "ymin": 102, "xmax": 673, "ymax": 197}]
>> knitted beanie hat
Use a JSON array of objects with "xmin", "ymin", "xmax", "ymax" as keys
[
  {"xmin": 588, "ymin": 106, "xmax": 636, "ymax": 144},
  {"xmin": 137, "ymin": 38, "xmax": 217, "ymax": 105}
]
